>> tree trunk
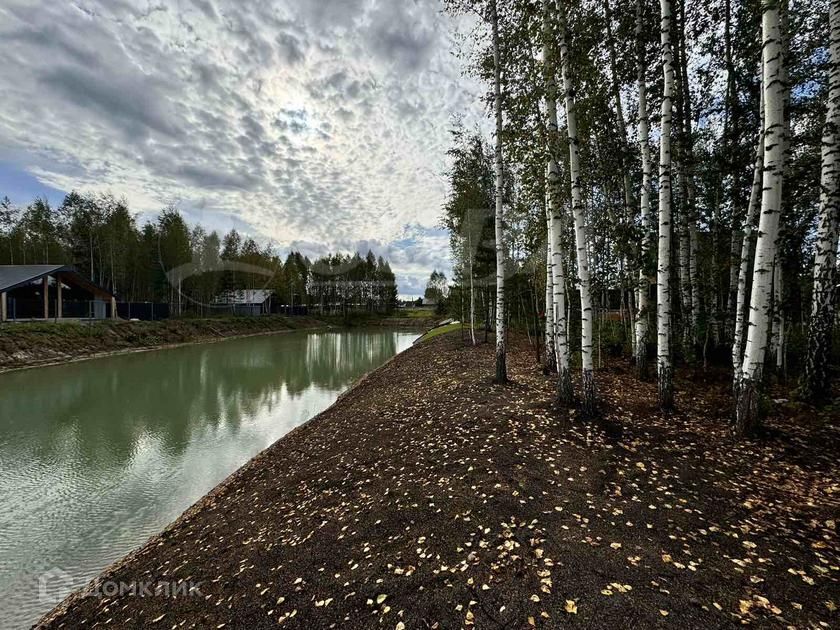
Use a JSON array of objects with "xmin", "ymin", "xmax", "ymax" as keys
[
  {"xmin": 725, "ymin": 0, "xmax": 742, "ymax": 332},
  {"xmin": 732, "ymin": 99, "xmax": 764, "ymax": 383},
  {"xmin": 735, "ymin": 1, "xmax": 786, "ymax": 436},
  {"xmin": 544, "ymin": 208, "xmax": 557, "ymax": 373},
  {"xmin": 678, "ymin": 182, "xmax": 692, "ymax": 357},
  {"xmin": 549, "ymin": 197, "xmax": 573, "ymax": 404},
  {"xmin": 635, "ymin": 0, "xmax": 653, "ymax": 379},
  {"xmin": 605, "ymin": 0, "xmax": 635, "ymax": 335},
  {"xmin": 727, "ymin": 230, "xmax": 741, "ymax": 328},
  {"xmin": 543, "ymin": 0, "xmax": 572, "ymax": 402},
  {"xmin": 467, "ymin": 209, "xmax": 477, "ymax": 346},
  {"xmin": 657, "ymin": 0, "xmax": 676, "ymax": 410},
  {"xmin": 491, "ymin": 0, "xmax": 507, "ymax": 384},
  {"xmin": 674, "ymin": 0, "xmax": 699, "ymax": 351},
  {"xmin": 559, "ymin": 4, "xmax": 596, "ymax": 416},
  {"xmin": 771, "ymin": 256, "xmax": 786, "ymax": 378},
  {"xmin": 803, "ymin": 0, "xmax": 840, "ymax": 399}
]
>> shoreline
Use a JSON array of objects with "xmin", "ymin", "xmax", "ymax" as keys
[
  {"xmin": 36, "ymin": 333, "xmax": 838, "ymax": 629},
  {"xmin": 0, "ymin": 315, "xmax": 432, "ymax": 375},
  {"xmin": 0, "ymin": 324, "xmax": 330, "ymax": 374}
]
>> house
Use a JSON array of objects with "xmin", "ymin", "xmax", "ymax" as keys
[
  {"xmin": 0, "ymin": 265, "xmax": 117, "ymax": 322},
  {"xmin": 212, "ymin": 289, "xmax": 273, "ymax": 316}
]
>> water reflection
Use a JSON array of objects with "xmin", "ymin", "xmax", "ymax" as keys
[{"xmin": 0, "ymin": 329, "xmax": 416, "ymax": 629}]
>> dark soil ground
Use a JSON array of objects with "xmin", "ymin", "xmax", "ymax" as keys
[
  {"xmin": 38, "ymin": 333, "xmax": 838, "ymax": 629},
  {"xmin": 0, "ymin": 316, "xmax": 327, "ymax": 371}
]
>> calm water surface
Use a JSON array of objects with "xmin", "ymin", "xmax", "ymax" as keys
[{"xmin": 0, "ymin": 328, "xmax": 417, "ymax": 628}]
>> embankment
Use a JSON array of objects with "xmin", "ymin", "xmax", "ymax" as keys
[
  {"xmin": 0, "ymin": 316, "xmax": 327, "ymax": 372},
  {"xmin": 37, "ymin": 332, "xmax": 838, "ymax": 629}
]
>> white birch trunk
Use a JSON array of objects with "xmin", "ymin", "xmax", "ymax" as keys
[
  {"xmin": 544, "ymin": 216, "xmax": 556, "ymax": 371},
  {"xmin": 635, "ymin": 0, "xmax": 653, "ymax": 378},
  {"xmin": 468, "ymin": 210, "xmax": 477, "ymax": 346},
  {"xmin": 772, "ymin": 3, "xmax": 791, "ymax": 374},
  {"xmin": 491, "ymin": 0, "xmax": 507, "ymax": 383},
  {"xmin": 735, "ymin": 0, "xmax": 786, "ymax": 435},
  {"xmin": 543, "ymin": 0, "xmax": 573, "ymax": 402},
  {"xmin": 543, "ymin": 4, "xmax": 557, "ymax": 377},
  {"xmin": 732, "ymin": 108, "xmax": 764, "ymax": 381},
  {"xmin": 678, "ymin": 176, "xmax": 692, "ymax": 354},
  {"xmin": 559, "ymin": 4, "xmax": 596, "ymax": 415},
  {"xmin": 688, "ymin": 211, "xmax": 699, "ymax": 339},
  {"xmin": 549, "ymin": 178, "xmax": 573, "ymax": 403},
  {"xmin": 804, "ymin": 0, "xmax": 840, "ymax": 398},
  {"xmin": 657, "ymin": 0, "xmax": 676, "ymax": 409}
]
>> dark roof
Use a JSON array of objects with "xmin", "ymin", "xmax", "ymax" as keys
[
  {"xmin": 0, "ymin": 265, "xmax": 68, "ymax": 292},
  {"xmin": 0, "ymin": 265, "xmax": 115, "ymax": 298}
]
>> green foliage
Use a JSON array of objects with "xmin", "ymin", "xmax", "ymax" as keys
[{"xmin": 417, "ymin": 322, "xmax": 468, "ymax": 343}]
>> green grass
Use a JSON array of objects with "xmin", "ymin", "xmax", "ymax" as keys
[
  {"xmin": 417, "ymin": 322, "xmax": 469, "ymax": 343},
  {"xmin": 400, "ymin": 308, "xmax": 437, "ymax": 319}
]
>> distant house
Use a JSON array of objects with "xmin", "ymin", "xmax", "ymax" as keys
[
  {"xmin": 212, "ymin": 289, "xmax": 273, "ymax": 316},
  {"xmin": 0, "ymin": 265, "xmax": 117, "ymax": 322},
  {"xmin": 421, "ymin": 297, "xmax": 437, "ymax": 308}
]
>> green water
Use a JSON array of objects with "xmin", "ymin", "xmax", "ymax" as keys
[{"xmin": 0, "ymin": 328, "xmax": 417, "ymax": 629}]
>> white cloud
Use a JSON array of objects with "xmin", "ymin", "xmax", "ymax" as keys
[{"xmin": 0, "ymin": 0, "xmax": 485, "ymax": 295}]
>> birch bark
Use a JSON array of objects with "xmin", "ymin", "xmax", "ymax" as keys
[
  {"xmin": 803, "ymin": 0, "xmax": 840, "ymax": 399},
  {"xmin": 732, "ymin": 96, "xmax": 764, "ymax": 382},
  {"xmin": 735, "ymin": 0, "xmax": 786, "ymax": 435},
  {"xmin": 635, "ymin": 0, "xmax": 653, "ymax": 378},
  {"xmin": 657, "ymin": 0, "xmax": 676, "ymax": 409},
  {"xmin": 490, "ymin": 0, "xmax": 507, "ymax": 384},
  {"xmin": 467, "ymin": 207, "xmax": 477, "ymax": 346},
  {"xmin": 558, "ymin": 2, "xmax": 596, "ymax": 414},
  {"xmin": 544, "ymin": 215, "xmax": 556, "ymax": 372},
  {"xmin": 543, "ymin": 0, "xmax": 573, "ymax": 402}
]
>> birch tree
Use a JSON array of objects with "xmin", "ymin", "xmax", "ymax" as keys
[
  {"xmin": 735, "ymin": 0, "xmax": 786, "ymax": 436},
  {"xmin": 543, "ymin": 0, "xmax": 573, "ymax": 403},
  {"xmin": 803, "ymin": 0, "xmax": 840, "ymax": 400},
  {"xmin": 467, "ymin": 207, "xmax": 477, "ymax": 346},
  {"xmin": 544, "ymin": 216, "xmax": 556, "ymax": 371},
  {"xmin": 548, "ymin": 161, "xmax": 573, "ymax": 403},
  {"xmin": 732, "ymin": 89, "xmax": 764, "ymax": 382},
  {"xmin": 558, "ymin": 1, "xmax": 596, "ymax": 415},
  {"xmin": 657, "ymin": 0, "xmax": 676, "ymax": 410},
  {"xmin": 635, "ymin": 0, "xmax": 653, "ymax": 378},
  {"xmin": 491, "ymin": 0, "xmax": 508, "ymax": 384}
]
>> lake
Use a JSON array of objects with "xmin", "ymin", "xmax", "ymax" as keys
[{"xmin": 0, "ymin": 328, "xmax": 418, "ymax": 628}]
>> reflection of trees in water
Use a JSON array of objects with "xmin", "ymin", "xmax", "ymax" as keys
[{"xmin": 0, "ymin": 331, "xmax": 402, "ymax": 468}]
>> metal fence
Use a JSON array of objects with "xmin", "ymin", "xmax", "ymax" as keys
[{"xmin": 116, "ymin": 302, "xmax": 171, "ymax": 321}]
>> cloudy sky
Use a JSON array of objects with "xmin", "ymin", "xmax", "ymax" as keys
[{"xmin": 0, "ymin": 0, "xmax": 485, "ymax": 297}]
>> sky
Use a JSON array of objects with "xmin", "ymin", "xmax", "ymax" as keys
[{"xmin": 0, "ymin": 0, "xmax": 485, "ymax": 298}]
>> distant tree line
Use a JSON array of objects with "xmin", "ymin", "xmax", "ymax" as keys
[{"xmin": 0, "ymin": 192, "xmax": 398, "ymax": 315}]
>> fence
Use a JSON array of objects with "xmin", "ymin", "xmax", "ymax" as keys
[
  {"xmin": 268, "ymin": 304, "xmax": 309, "ymax": 317},
  {"xmin": 4, "ymin": 298, "xmax": 113, "ymax": 320},
  {"xmin": 116, "ymin": 302, "xmax": 171, "ymax": 321}
]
